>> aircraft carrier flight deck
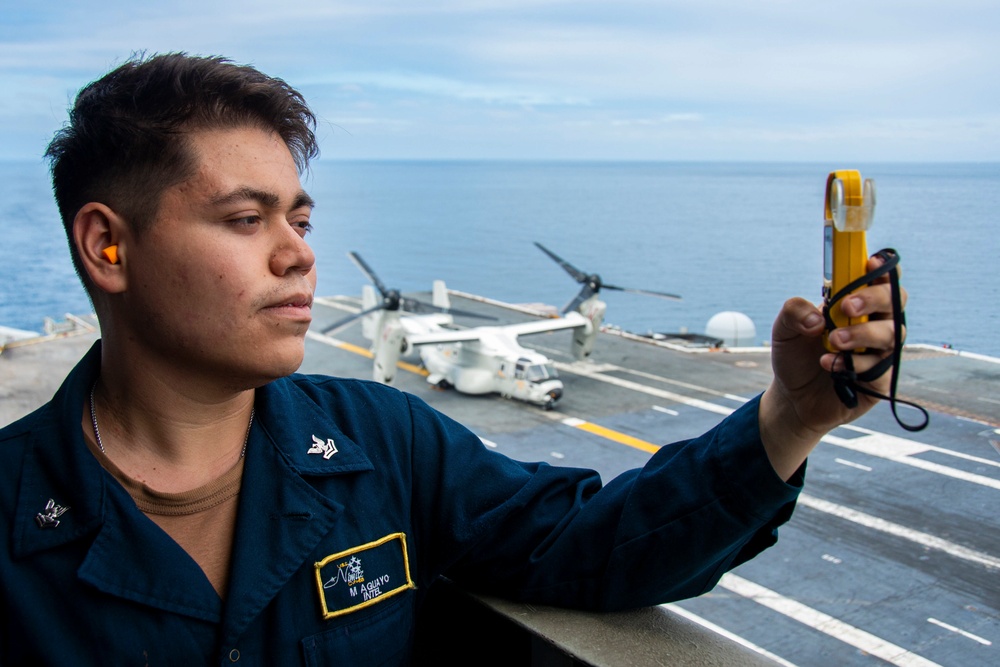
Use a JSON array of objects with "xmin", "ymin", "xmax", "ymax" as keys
[{"xmin": 2, "ymin": 291, "xmax": 998, "ymax": 667}]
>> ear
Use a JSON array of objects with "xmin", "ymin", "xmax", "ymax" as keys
[{"xmin": 74, "ymin": 203, "xmax": 129, "ymax": 294}]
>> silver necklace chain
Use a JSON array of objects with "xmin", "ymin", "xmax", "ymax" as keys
[{"xmin": 89, "ymin": 381, "xmax": 254, "ymax": 459}]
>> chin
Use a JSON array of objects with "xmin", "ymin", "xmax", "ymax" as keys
[
  {"xmin": 274, "ymin": 345, "xmax": 306, "ymax": 379},
  {"xmin": 271, "ymin": 350, "xmax": 306, "ymax": 379},
  {"xmin": 245, "ymin": 343, "xmax": 306, "ymax": 385}
]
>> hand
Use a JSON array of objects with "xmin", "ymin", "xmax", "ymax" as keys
[{"xmin": 759, "ymin": 254, "xmax": 906, "ymax": 480}]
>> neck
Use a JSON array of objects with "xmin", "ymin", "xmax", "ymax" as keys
[{"xmin": 87, "ymin": 372, "xmax": 257, "ymax": 494}]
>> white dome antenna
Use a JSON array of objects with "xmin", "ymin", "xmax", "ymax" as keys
[{"xmin": 706, "ymin": 312, "xmax": 757, "ymax": 348}]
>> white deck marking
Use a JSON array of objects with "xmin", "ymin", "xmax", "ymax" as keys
[
  {"xmin": 927, "ymin": 618, "xmax": 993, "ymax": 646},
  {"xmin": 661, "ymin": 603, "xmax": 800, "ymax": 667},
  {"xmin": 798, "ymin": 494, "xmax": 1000, "ymax": 570},
  {"xmin": 554, "ymin": 361, "xmax": 734, "ymax": 415},
  {"xmin": 822, "ymin": 432, "xmax": 1000, "ymax": 491},
  {"xmin": 313, "ymin": 296, "xmax": 362, "ymax": 316},
  {"xmin": 719, "ymin": 574, "xmax": 943, "ymax": 667},
  {"xmin": 558, "ymin": 410, "xmax": 1000, "ymax": 570},
  {"xmin": 839, "ymin": 424, "xmax": 1000, "ymax": 469},
  {"xmin": 617, "ymin": 365, "xmax": 753, "ymax": 402},
  {"xmin": 834, "ymin": 458, "xmax": 873, "ymax": 471},
  {"xmin": 652, "ymin": 405, "xmax": 679, "ymax": 416},
  {"xmin": 559, "ymin": 359, "xmax": 754, "ymax": 402},
  {"xmin": 560, "ymin": 361, "xmax": 999, "ymax": 490}
]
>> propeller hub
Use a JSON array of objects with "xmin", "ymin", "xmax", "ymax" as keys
[{"xmin": 385, "ymin": 289, "xmax": 401, "ymax": 310}]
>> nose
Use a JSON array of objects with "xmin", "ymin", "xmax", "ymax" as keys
[{"xmin": 270, "ymin": 221, "xmax": 316, "ymax": 277}]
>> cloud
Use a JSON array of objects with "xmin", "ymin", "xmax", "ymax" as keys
[
  {"xmin": 610, "ymin": 114, "xmax": 703, "ymax": 127},
  {"xmin": 302, "ymin": 71, "xmax": 591, "ymax": 107},
  {"xmin": 2, "ymin": 1, "xmax": 998, "ymax": 161}
]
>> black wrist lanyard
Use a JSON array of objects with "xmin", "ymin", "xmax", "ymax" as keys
[{"xmin": 822, "ymin": 248, "xmax": 929, "ymax": 432}]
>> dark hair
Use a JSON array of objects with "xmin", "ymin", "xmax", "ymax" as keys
[{"xmin": 44, "ymin": 52, "xmax": 319, "ymax": 293}]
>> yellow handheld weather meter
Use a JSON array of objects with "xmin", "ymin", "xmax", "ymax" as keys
[{"xmin": 823, "ymin": 169, "xmax": 875, "ymax": 351}]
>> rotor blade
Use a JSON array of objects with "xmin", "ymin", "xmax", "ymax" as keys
[
  {"xmin": 601, "ymin": 283, "xmax": 683, "ymax": 301},
  {"xmin": 562, "ymin": 285, "xmax": 597, "ymax": 314},
  {"xmin": 399, "ymin": 297, "xmax": 439, "ymax": 315},
  {"xmin": 534, "ymin": 242, "xmax": 588, "ymax": 283},
  {"xmin": 399, "ymin": 297, "xmax": 497, "ymax": 321},
  {"xmin": 320, "ymin": 303, "xmax": 386, "ymax": 334},
  {"xmin": 346, "ymin": 251, "xmax": 497, "ymax": 321},
  {"xmin": 347, "ymin": 252, "xmax": 389, "ymax": 297}
]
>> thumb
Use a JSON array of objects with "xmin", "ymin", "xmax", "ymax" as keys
[{"xmin": 773, "ymin": 297, "xmax": 825, "ymax": 343}]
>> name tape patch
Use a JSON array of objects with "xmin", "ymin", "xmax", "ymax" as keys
[{"xmin": 314, "ymin": 532, "xmax": 415, "ymax": 619}]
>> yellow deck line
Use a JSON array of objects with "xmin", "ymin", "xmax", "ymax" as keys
[
  {"xmin": 306, "ymin": 332, "xmax": 429, "ymax": 376},
  {"xmin": 564, "ymin": 419, "xmax": 661, "ymax": 455},
  {"xmin": 336, "ymin": 340, "xmax": 373, "ymax": 358},
  {"xmin": 398, "ymin": 360, "xmax": 430, "ymax": 377}
]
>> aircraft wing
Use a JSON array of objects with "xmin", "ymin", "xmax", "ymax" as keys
[
  {"xmin": 405, "ymin": 313, "xmax": 588, "ymax": 347},
  {"xmin": 405, "ymin": 328, "xmax": 490, "ymax": 346},
  {"xmin": 500, "ymin": 312, "xmax": 589, "ymax": 337}
]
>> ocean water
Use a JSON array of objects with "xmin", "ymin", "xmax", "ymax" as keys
[{"xmin": 2, "ymin": 160, "xmax": 998, "ymax": 358}]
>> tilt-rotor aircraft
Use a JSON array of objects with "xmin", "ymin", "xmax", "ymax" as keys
[{"xmin": 322, "ymin": 246, "xmax": 680, "ymax": 410}]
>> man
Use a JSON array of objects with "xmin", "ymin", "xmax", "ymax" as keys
[{"xmin": 0, "ymin": 53, "xmax": 905, "ymax": 665}]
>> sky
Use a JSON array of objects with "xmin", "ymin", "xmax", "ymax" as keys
[{"xmin": 2, "ymin": 1, "xmax": 998, "ymax": 162}]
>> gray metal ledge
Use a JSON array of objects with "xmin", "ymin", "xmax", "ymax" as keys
[
  {"xmin": 477, "ymin": 595, "xmax": 778, "ymax": 666},
  {"xmin": 415, "ymin": 580, "xmax": 778, "ymax": 666}
]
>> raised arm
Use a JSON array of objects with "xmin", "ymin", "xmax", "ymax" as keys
[{"xmin": 759, "ymin": 254, "xmax": 906, "ymax": 480}]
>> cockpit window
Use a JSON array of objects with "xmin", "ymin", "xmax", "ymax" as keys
[{"xmin": 525, "ymin": 363, "xmax": 558, "ymax": 382}]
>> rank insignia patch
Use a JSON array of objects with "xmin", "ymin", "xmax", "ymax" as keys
[{"xmin": 314, "ymin": 533, "xmax": 414, "ymax": 619}]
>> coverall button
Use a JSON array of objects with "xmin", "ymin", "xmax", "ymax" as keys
[{"xmin": 228, "ymin": 648, "xmax": 240, "ymax": 662}]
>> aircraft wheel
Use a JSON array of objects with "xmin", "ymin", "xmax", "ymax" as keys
[{"xmin": 436, "ymin": 379, "xmax": 452, "ymax": 390}]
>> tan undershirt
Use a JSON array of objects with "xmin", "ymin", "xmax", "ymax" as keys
[{"xmin": 84, "ymin": 436, "xmax": 244, "ymax": 599}]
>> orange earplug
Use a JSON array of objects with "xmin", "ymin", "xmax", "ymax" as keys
[{"xmin": 102, "ymin": 245, "xmax": 119, "ymax": 264}]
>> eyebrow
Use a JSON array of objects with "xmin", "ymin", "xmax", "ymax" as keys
[{"xmin": 210, "ymin": 186, "xmax": 315, "ymax": 211}]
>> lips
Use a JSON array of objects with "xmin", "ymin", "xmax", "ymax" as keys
[
  {"xmin": 266, "ymin": 292, "xmax": 314, "ymax": 309},
  {"xmin": 262, "ymin": 293, "xmax": 314, "ymax": 324},
  {"xmin": 281, "ymin": 296, "xmax": 313, "ymax": 309}
]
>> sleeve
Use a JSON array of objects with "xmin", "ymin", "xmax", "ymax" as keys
[{"xmin": 406, "ymin": 392, "xmax": 802, "ymax": 612}]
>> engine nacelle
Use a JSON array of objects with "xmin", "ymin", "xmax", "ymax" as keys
[
  {"xmin": 373, "ymin": 317, "xmax": 405, "ymax": 384},
  {"xmin": 360, "ymin": 284, "xmax": 378, "ymax": 341},
  {"xmin": 571, "ymin": 297, "xmax": 606, "ymax": 360}
]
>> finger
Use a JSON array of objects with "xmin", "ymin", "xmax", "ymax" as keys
[
  {"xmin": 773, "ymin": 297, "xmax": 825, "ymax": 342},
  {"xmin": 835, "ymin": 348, "xmax": 893, "ymax": 378},
  {"xmin": 820, "ymin": 348, "xmax": 893, "ymax": 382},
  {"xmin": 839, "ymin": 283, "xmax": 907, "ymax": 319},
  {"xmin": 827, "ymin": 318, "xmax": 901, "ymax": 352},
  {"xmin": 866, "ymin": 254, "xmax": 903, "ymax": 283}
]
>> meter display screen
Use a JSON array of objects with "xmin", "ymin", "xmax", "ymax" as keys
[{"xmin": 823, "ymin": 225, "xmax": 833, "ymax": 282}]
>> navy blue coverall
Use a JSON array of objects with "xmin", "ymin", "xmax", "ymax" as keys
[{"xmin": 0, "ymin": 342, "xmax": 802, "ymax": 665}]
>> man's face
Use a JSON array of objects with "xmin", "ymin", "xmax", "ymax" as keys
[{"xmin": 119, "ymin": 126, "xmax": 317, "ymax": 388}]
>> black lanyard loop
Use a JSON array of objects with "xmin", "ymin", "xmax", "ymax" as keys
[{"xmin": 823, "ymin": 249, "xmax": 929, "ymax": 432}]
